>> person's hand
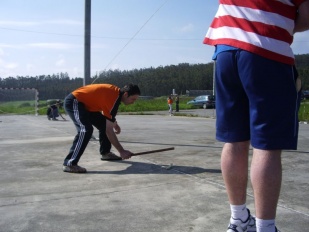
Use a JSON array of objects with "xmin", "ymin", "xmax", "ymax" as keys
[
  {"xmin": 119, "ymin": 150, "xmax": 132, "ymax": 159},
  {"xmin": 113, "ymin": 122, "xmax": 121, "ymax": 134}
]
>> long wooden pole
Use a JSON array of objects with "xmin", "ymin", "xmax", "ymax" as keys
[{"xmin": 132, "ymin": 147, "xmax": 175, "ymax": 156}]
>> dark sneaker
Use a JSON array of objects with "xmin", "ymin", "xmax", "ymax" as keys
[
  {"xmin": 275, "ymin": 227, "xmax": 281, "ymax": 232},
  {"xmin": 101, "ymin": 152, "xmax": 122, "ymax": 161},
  {"xmin": 227, "ymin": 209, "xmax": 256, "ymax": 232},
  {"xmin": 63, "ymin": 165, "xmax": 87, "ymax": 173}
]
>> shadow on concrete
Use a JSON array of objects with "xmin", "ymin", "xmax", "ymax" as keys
[
  {"xmin": 86, "ymin": 160, "xmax": 221, "ymax": 175},
  {"xmin": 120, "ymin": 140, "xmax": 222, "ymax": 149}
]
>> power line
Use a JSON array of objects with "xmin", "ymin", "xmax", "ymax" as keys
[
  {"xmin": 103, "ymin": 0, "xmax": 171, "ymax": 70},
  {"xmin": 2, "ymin": 26, "xmax": 308, "ymax": 43},
  {"xmin": 0, "ymin": 26, "xmax": 200, "ymax": 41},
  {"xmin": 92, "ymin": 0, "xmax": 172, "ymax": 84},
  {"xmin": 1, "ymin": 26, "xmax": 309, "ymax": 43},
  {"xmin": 0, "ymin": 26, "xmax": 82, "ymax": 37}
]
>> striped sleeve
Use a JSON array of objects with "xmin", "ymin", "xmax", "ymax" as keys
[{"xmin": 203, "ymin": 0, "xmax": 306, "ymax": 64}]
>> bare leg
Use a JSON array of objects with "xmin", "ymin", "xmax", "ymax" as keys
[
  {"xmin": 250, "ymin": 149, "xmax": 282, "ymax": 219},
  {"xmin": 221, "ymin": 141, "xmax": 250, "ymax": 205}
]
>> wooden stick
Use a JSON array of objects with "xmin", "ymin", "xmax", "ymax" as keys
[{"xmin": 132, "ymin": 147, "xmax": 175, "ymax": 156}]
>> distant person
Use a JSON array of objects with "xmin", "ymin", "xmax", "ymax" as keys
[
  {"xmin": 47, "ymin": 100, "xmax": 66, "ymax": 121},
  {"xmin": 204, "ymin": 1, "xmax": 309, "ymax": 232},
  {"xmin": 63, "ymin": 83, "xmax": 141, "ymax": 173},
  {"xmin": 175, "ymin": 95, "xmax": 179, "ymax": 112},
  {"xmin": 167, "ymin": 95, "xmax": 173, "ymax": 116}
]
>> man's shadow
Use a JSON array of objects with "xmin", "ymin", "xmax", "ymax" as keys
[{"xmin": 86, "ymin": 160, "xmax": 221, "ymax": 175}]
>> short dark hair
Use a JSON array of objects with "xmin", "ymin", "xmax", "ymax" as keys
[{"xmin": 120, "ymin": 83, "xmax": 141, "ymax": 96}]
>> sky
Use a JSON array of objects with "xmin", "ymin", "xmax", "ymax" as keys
[{"xmin": 0, "ymin": 0, "xmax": 309, "ymax": 79}]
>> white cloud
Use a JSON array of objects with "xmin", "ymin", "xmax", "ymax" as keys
[
  {"xmin": 91, "ymin": 43, "xmax": 109, "ymax": 49},
  {"xmin": 45, "ymin": 19, "xmax": 82, "ymax": 26},
  {"xmin": 0, "ymin": 19, "xmax": 82, "ymax": 27},
  {"xmin": 0, "ymin": 20, "xmax": 39, "ymax": 27},
  {"xmin": 2, "ymin": 42, "xmax": 79, "ymax": 51},
  {"xmin": 179, "ymin": 23, "xmax": 195, "ymax": 33},
  {"xmin": 109, "ymin": 63, "xmax": 121, "ymax": 70},
  {"xmin": 27, "ymin": 43, "xmax": 75, "ymax": 49},
  {"xmin": 0, "ymin": 58, "xmax": 18, "ymax": 70},
  {"xmin": 56, "ymin": 57, "xmax": 65, "ymax": 67},
  {"xmin": 0, "ymin": 43, "xmax": 18, "ymax": 48},
  {"xmin": 71, "ymin": 67, "xmax": 83, "ymax": 78},
  {"xmin": 0, "ymin": 57, "xmax": 19, "ymax": 78},
  {"xmin": 5, "ymin": 62, "xmax": 18, "ymax": 69},
  {"xmin": 26, "ymin": 63, "xmax": 35, "ymax": 72}
]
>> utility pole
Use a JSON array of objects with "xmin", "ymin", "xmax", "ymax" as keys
[{"xmin": 84, "ymin": 0, "xmax": 91, "ymax": 86}]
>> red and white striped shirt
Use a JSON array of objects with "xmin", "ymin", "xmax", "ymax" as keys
[{"xmin": 203, "ymin": 0, "xmax": 306, "ymax": 65}]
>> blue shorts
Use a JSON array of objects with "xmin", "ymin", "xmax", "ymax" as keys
[{"xmin": 215, "ymin": 49, "xmax": 300, "ymax": 150}]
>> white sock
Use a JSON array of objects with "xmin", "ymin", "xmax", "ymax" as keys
[
  {"xmin": 256, "ymin": 218, "xmax": 276, "ymax": 232},
  {"xmin": 230, "ymin": 204, "xmax": 248, "ymax": 222}
]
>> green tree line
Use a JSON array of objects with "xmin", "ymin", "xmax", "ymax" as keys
[{"xmin": 1, "ymin": 54, "xmax": 309, "ymax": 100}]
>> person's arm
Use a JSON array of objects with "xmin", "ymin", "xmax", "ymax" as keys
[
  {"xmin": 56, "ymin": 103, "xmax": 66, "ymax": 120},
  {"xmin": 294, "ymin": 0, "xmax": 309, "ymax": 33},
  {"xmin": 59, "ymin": 111, "xmax": 66, "ymax": 120},
  {"xmin": 105, "ymin": 120, "xmax": 132, "ymax": 159}
]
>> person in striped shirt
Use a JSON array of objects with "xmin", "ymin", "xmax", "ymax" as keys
[
  {"xmin": 62, "ymin": 83, "xmax": 140, "ymax": 174},
  {"xmin": 204, "ymin": 1, "xmax": 309, "ymax": 232}
]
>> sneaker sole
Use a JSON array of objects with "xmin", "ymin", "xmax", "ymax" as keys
[{"xmin": 63, "ymin": 166, "xmax": 87, "ymax": 173}]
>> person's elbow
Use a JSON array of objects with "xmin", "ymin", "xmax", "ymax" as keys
[{"xmin": 294, "ymin": 1, "xmax": 309, "ymax": 33}]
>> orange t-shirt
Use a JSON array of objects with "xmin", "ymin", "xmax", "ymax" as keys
[
  {"xmin": 167, "ymin": 98, "xmax": 173, "ymax": 104},
  {"xmin": 72, "ymin": 84, "xmax": 121, "ymax": 121}
]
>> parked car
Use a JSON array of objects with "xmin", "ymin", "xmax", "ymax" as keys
[
  {"xmin": 187, "ymin": 95, "xmax": 215, "ymax": 109},
  {"xmin": 302, "ymin": 90, "xmax": 309, "ymax": 100}
]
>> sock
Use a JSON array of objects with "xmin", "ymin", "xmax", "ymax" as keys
[
  {"xmin": 230, "ymin": 204, "xmax": 248, "ymax": 222},
  {"xmin": 256, "ymin": 218, "xmax": 276, "ymax": 232}
]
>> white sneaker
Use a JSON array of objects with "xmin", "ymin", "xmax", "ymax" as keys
[
  {"xmin": 227, "ymin": 209, "xmax": 256, "ymax": 232},
  {"xmin": 63, "ymin": 165, "xmax": 87, "ymax": 173}
]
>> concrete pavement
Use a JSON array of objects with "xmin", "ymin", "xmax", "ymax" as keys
[{"xmin": 0, "ymin": 111, "xmax": 308, "ymax": 232}]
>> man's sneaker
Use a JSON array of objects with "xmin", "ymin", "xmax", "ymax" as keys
[
  {"xmin": 227, "ymin": 209, "xmax": 256, "ymax": 232},
  {"xmin": 101, "ymin": 152, "xmax": 122, "ymax": 161},
  {"xmin": 275, "ymin": 227, "xmax": 281, "ymax": 232},
  {"xmin": 63, "ymin": 165, "xmax": 87, "ymax": 173}
]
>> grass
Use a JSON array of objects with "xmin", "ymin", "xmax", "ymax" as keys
[
  {"xmin": 299, "ymin": 100, "xmax": 309, "ymax": 122},
  {"xmin": 0, "ymin": 101, "xmax": 37, "ymax": 115},
  {"xmin": 118, "ymin": 96, "xmax": 194, "ymax": 112},
  {"xmin": 1, "ymin": 97, "xmax": 309, "ymax": 123}
]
